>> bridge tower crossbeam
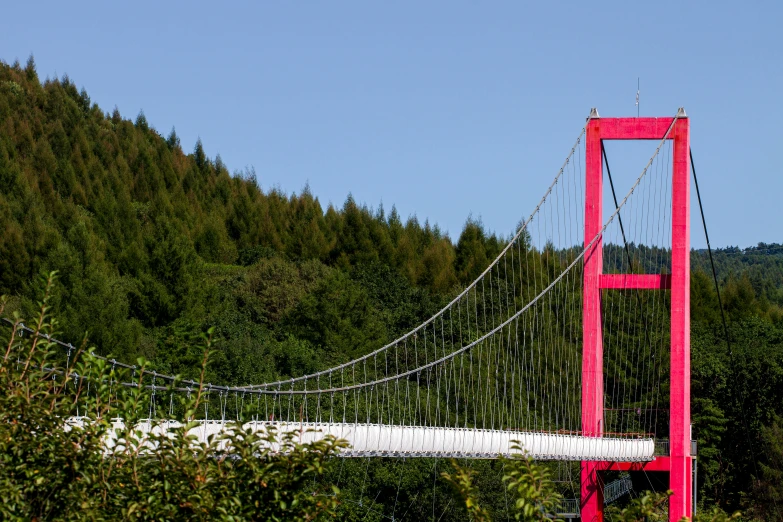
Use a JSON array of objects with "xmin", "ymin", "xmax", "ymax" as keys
[{"xmin": 581, "ymin": 109, "xmax": 692, "ymax": 522}]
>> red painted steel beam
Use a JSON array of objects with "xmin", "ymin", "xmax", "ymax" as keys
[
  {"xmin": 581, "ymin": 115, "xmax": 605, "ymax": 522},
  {"xmin": 597, "ymin": 117, "xmax": 677, "ymax": 140},
  {"xmin": 669, "ymin": 115, "xmax": 692, "ymax": 521},
  {"xmin": 594, "ymin": 456, "xmax": 672, "ymax": 472},
  {"xmin": 581, "ymin": 110, "xmax": 692, "ymax": 521},
  {"xmin": 599, "ymin": 274, "xmax": 672, "ymax": 290},
  {"xmin": 582, "ymin": 117, "xmax": 604, "ymax": 439}
]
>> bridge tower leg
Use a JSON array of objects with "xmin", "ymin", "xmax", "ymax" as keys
[
  {"xmin": 580, "ymin": 110, "xmax": 692, "ymax": 521},
  {"xmin": 669, "ymin": 112, "xmax": 692, "ymax": 522},
  {"xmin": 581, "ymin": 110, "xmax": 604, "ymax": 522}
]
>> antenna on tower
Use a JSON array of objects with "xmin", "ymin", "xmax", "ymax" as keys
[{"xmin": 635, "ymin": 78, "xmax": 640, "ymax": 117}]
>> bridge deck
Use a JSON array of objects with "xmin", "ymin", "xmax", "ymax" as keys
[{"xmin": 100, "ymin": 419, "xmax": 655, "ymax": 461}]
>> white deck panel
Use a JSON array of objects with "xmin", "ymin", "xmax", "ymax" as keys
[{"xmin": 93, "ymin": 419, "xmax": 654, "ymax": 461}]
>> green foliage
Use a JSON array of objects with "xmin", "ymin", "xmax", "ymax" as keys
[
  {"xmin": 502, "ymin": 449, "xmax": 563, "ymax": 521},
  {"xmin": 607, "ymin": 490, "xmax": 741, "ymax": 522},
  {"xmin": 285, "ymin": 269, "xmax": 387, "ymax": 359},
  {"xmin": 455, "ymin": 216, "xmax": 501, "ymax": 283},
  {"xmin": 691, "ymin": 318, "xmax": 783, "ymax": 512},
  {"xmin": 751, "ymin": 414, "xmax": 783, "ymax": 520},
  {"xmin": 442, "ymin": 458, "xmax": 746, "ymax": 522},
  {"xmin": 692, "ymin": 507, "xmax": 742, "ymax": 522},
  {"xmin": 0, "ymin": 273, "xmax": 347, "ymax": 521},
  {"xmin": 692, "ymin": 247, "xmax": 783, "ymax": 324},
  {"xmin": 441, "ymin": 459, "xmax": 492, "ymax": 521},
  {"xmin": 437, "ymin": 451, "xmax": 572, "ymax": 522},
  {"xmin": 0, "ymin": 56, "xmax": 496, "ymax": 373},
  {"xmin": 605, "ymin": 491, "xmax": 671, "ymax": 521}
]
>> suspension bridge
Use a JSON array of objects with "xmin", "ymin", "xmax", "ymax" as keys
[{"xmin": 8, "ymin": 109, "xmax": 697, "ymax": 521}]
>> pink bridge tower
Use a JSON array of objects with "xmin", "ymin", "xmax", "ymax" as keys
[{"xmin": 580, "ymin": 109, "xmax": 692, "ymax": 522}]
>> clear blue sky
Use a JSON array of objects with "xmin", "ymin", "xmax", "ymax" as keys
[{"xmin": 2, "ymin": 1, "xmax": 780, "ymax": 248}]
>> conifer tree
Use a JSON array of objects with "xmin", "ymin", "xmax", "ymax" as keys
[
  {"xmin": 24, "ymin": 54, "xmax": 37, "ymax": 82},
  {"xmin": 194, "ymin": 137, "xmax": 207, "ymax": 171},
  {"xmin": 166, "ymin": 126, "xmax": 181, "ymax": 149},
  {"xmin": 135, "ymin": 110, "xmax": 149, "ymax": 131}
]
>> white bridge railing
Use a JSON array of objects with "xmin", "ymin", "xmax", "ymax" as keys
[{"xmin": 91, "ymin": 419, "xmax": 655, "ymax": 461}]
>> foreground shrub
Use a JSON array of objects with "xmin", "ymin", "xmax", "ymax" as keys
[{"xmin": 0, "ymin": 273, "xmax": 346, "ymax": 521}]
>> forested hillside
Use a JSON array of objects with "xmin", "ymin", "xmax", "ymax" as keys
[
  {"xmin": 2, "ymin": 57, "xmax": 783, "ymax": 519},
  {"xmin": 693, "ymin": 245, "xmax": 783, "ymax": 322},
  {"xmin": 0, "ymin": 57, "xmax": 504, "ymax": 377}
]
